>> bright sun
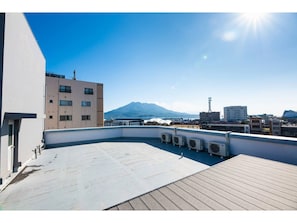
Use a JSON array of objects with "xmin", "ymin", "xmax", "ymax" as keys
[
  {"xmin": 241, "ymin": 13, "xmax": 268, "ymax": 24},
  {"xmin": 237, "ymin": 13, "xmax": 271, "ymax": 34}
]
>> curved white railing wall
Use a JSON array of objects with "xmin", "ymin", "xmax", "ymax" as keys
[{"xmin": 44, "ymin": 126, "xmax": 297, "ymax": 165}]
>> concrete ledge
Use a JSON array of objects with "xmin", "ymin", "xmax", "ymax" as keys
[{"xmin": 230, "ymin": 132, "xmax": 297, "ymax": 146}]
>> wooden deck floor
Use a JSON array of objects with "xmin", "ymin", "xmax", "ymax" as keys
[{"xmin": 106, "ymin": 154, "xmax": 297, "ymax": 210}]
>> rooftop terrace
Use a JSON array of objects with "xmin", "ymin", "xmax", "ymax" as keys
[
  {"xmin": 0, "ymin": 126, "xmax": 297, "ymax": 210},
  {"xmin": 0, "ymin": 138, "xmax": 223, "ymax": 210}
]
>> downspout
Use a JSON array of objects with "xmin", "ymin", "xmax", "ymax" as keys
[
  {"xmin": 225, "ymin": 131, "xmax": 232, "ymax": 157},
  {"xmin": 0, "ymin": 13, "xmax": 6, "ymax": 185}
]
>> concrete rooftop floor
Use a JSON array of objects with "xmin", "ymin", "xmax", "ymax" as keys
[{"xmin": 0, "ymin": 138, "xmax": 223, "ymax": 210}]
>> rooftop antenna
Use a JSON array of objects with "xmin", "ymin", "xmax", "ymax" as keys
[
  {"xmin": 208, "ymin": 97, "xmax": 212, "ymax": 113},
  {"xmin": 73, "ymin": 70, "xmax": 76, "ymax": 80}
]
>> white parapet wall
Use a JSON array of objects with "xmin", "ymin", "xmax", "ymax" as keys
[
  {"xmin": 122, "ymin": 126, "xmax": 160, "ymax": 138},
  {"xmin": 229, "ymin": 133, "xmax": 297, "ymax": 165},
  {"xmin": 44, "ymin": 127, "xmax": 122, "ymax": 147},
  {"xmin": 44, "ymin": 126, "xmax": 297, "ymax": 165}
]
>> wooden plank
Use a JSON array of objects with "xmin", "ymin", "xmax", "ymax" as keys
[
  {"xmin": 194, "ymin": 173, "xmax": 262, "ymax": 210},
  {"xmin": 150, "ymin": 189, "xmax": 180, "ymax": 210},
  {"xmin": 191, "ymin": 173, "xmax": 261, "ymax": 210},
  {"xmin": 117, "ymin": 201, "xmax": 134, "ymax": 210},
  {"xmin": 228, "ymin": 157, "xmax": 297, "ymax": 185},
  {"xmin": 199, "ymin": 172, "xmax": 278, "ymax": 210},
  {"xmin": 158, "ymin": 186, "xmax": 196, "ymax": 210},
  {"xmin": 221, "ymin": 159, "xmax": 297, "ymax": 190},
  {"xmin": 167, "ymin": 183, "xmax": 212, "ymax": 210},
  {"xmin": 176, "ymin": 179, "xmax": 228, "ymax": 210},
  {"xmin": 199, "ymin": 170, "xmax": 278, "ymax": 210},
  {"xmin": 209, "ymin": 165, "xmax": 297, "ymax": 209},
  {"xmin": 227, "ymin": 158, "xmax": 297, "ymax": 186},
  {"xmin": 186, "ymin": 175, "xmax": 245, "ymax": 210},
  {"xmin": 129, "ymin": 197, "xmax": 149, "ymax": 210},
  {"xmin": 140, "ymin": 193, "xmax": 164, "ymax": 210},
  {"xmin": 206, "ymin": 168, "xmax": 295, "ymax": 210},
  {"xmin": 215, "ymin": 161, "xmax": 297, "ymax": 201},
  {"xmin": 237, "ymin": 155, "xmax": 297, "ymax": 173}
]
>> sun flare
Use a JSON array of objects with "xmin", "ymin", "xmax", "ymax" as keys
[
  {"xmin": 241, "ymin": 13, "xmax": 268, "ymax": 24},
  {"xmin": 237, "ymin": 13, "xmax": 272, "ymax": 35}
]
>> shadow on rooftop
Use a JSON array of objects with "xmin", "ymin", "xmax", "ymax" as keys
[{"xmin": 120, "ymin": 137, "xmax": 224, "ymax": 166}]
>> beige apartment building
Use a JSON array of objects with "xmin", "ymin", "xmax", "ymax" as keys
[{"xmin": 45, "ymin": 73, "xmax": 103, "ymax": 129}]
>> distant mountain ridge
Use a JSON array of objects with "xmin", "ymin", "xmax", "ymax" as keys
[{"xmin": 104, "ymin": 102, "xmax": 198, "ymax": 120}]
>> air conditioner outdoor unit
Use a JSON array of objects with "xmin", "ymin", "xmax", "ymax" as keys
[
  {"xmin": 188, "ymin": 137, "xmax": 204, "ymax": 152},
  {"xmin": 160, "ymin": 133, "xmax": 172, "ymax": 144},
  {"xmin": 173, "ymin": 135, "xmax": 186, "ymax": 147},
  {"xmin": 208, "ymin": 141, "xmax": 229, "ymax": 158}
]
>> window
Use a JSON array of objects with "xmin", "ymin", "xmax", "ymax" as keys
[
  {"xmin": 49, "ymin": 99, "xmax": 53, "ymax": 103},
  {"xmin": 82, "ymin": 115, "xmax": 91, "ymax": 121},
  {"xmin": 60, "ymin": 115, "xmax": 72, "ymax": 121},
  {"xmin": 81, "ymin": 101, "xmax": 91, "ymax": 107},
  {"xmin": 8, "ymin": 124, "xmax": 13, "ymax": 146},
  {"xmin": 59, "ymin": 100, "xmax": 72, "ymax": 106},
  {"xmin": 49, "ymin": 115, "xmax": 53, "ymax": 119},
  {"xmin": 59, "ymin": 85, "xmax": 72, "ymax": 93},
  {"xmin": 84, "ymin": 88, "xmax": 93, "ymax": 95}
]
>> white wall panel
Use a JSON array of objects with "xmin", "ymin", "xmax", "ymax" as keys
[{"xmin": 0, "ymin": 13, "xmax": 45, "ymax": 181}]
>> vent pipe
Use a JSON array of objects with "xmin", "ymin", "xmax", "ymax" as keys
[{"xmin": 73, "ymin": 70, "xmax": 76, "ymax": 80}]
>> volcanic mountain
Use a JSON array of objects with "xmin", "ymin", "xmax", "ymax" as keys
[{"xmin": 104, "ymin": 102, "xmax": 198, "ymax": 120}]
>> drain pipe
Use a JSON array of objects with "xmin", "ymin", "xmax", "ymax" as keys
[
  {"xmin": 32, "ymin": 147, "xmax": 38, "ymax": 159},
  {"xmin": 225, "ymin": 131, "xmax": 232, "ymax": 156}
]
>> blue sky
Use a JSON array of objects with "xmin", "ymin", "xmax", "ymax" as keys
[{"xmin": 25, "ymin": 12, "xmax": 297, "ymax": 117}]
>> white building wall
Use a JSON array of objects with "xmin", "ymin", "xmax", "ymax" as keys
[{"xmin": 0, "ymin": 13, "xmax": 45, "ymax": 182}]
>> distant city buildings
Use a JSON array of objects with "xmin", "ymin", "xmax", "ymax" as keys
[
  {"xmin": 201, "ymin": 123, "xmax": 250, "ymax": 133},
  {"xmin": 194, "ymin": 98, "xmax": 297, "ymax": 138},
  {"xmin": 105, "ymin": 118, "xmax": 144, "ymax": 126},
  {"xmin": 199, "ymin": 97, "xmax": 220, "ymax": 124},
  {"xmin": 224, "ymin": 106, "xmax": 248, "ymax": 122},
  {"xmin": 45, "ymin": 73, "xmax": 104, "ymax": 129}
]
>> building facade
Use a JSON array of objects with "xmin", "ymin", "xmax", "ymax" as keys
[
  {"xmin": 45, "ymin": 74, "xmax": 104, "ymax": 129},
  {"xmin": 224, "ymin": 106, "xmax": 248, "ymax": 122},
  {"xmin": 281, "ymin": 126, "xmax": 297, "ymax": 138},
  {"xmin": 199, "ymin": 112, "xmax": 220, "ymax": 124},
  {"xmin": 249, "ymin": 116, "xmax": 263, "ymax": 134},
  {"xmin": 270, "ymin": 118, "xmax": 282, "ymax": 136},
  {"xmin": 0, "ymin": 13, "xmax": 45, "ymax": 185}
]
